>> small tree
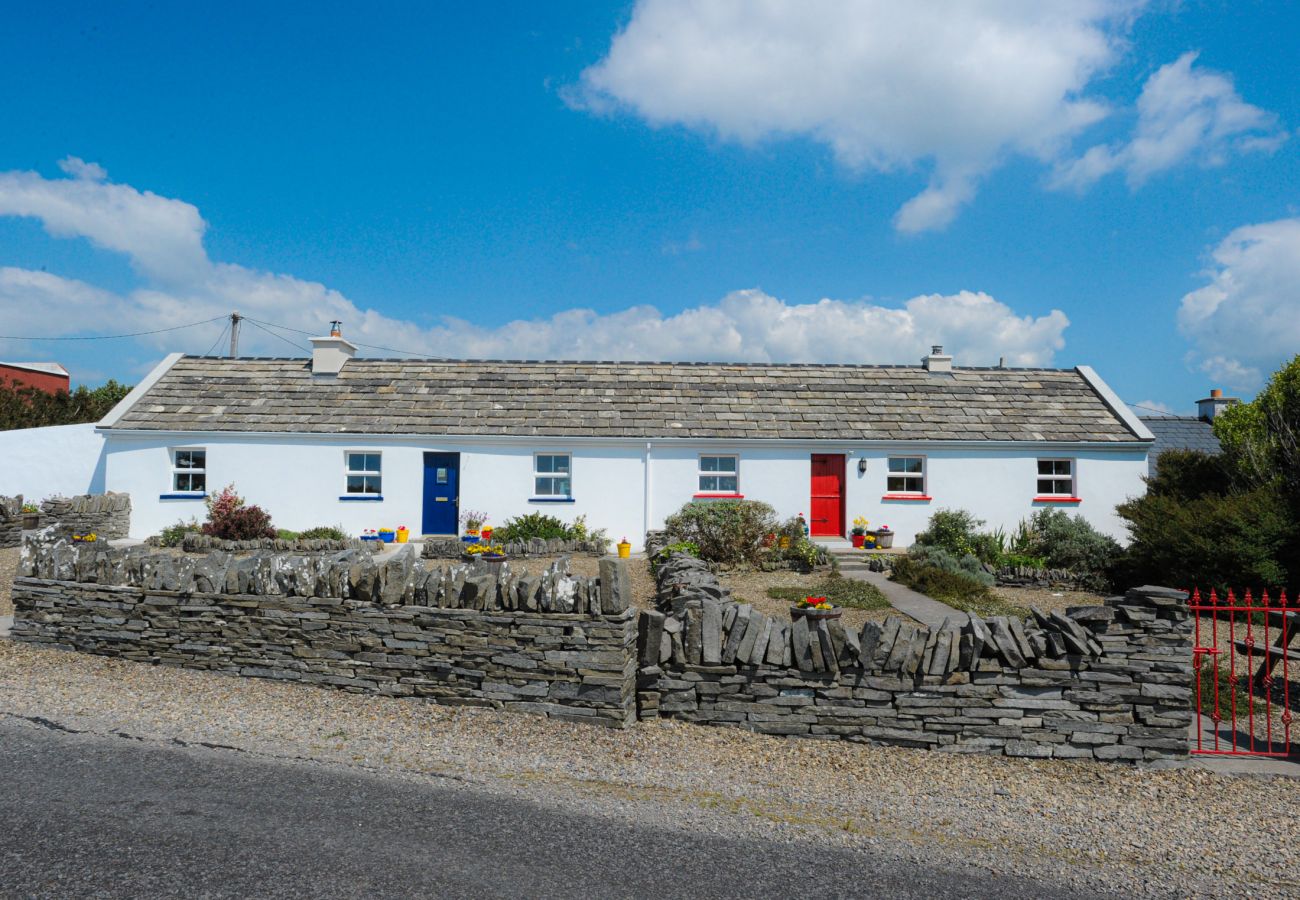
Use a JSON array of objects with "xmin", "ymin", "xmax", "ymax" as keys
[{"xmin": 201, "ymin": 484, "xmax": 275, "ymax": 540}]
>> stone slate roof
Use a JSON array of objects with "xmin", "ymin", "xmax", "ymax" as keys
[
  {"xmin": 107, "ymin": 356, "xmax": 1148, "ymax": 443},
  {"xmin": 1140, "ymin": 416, "xmax": 1222, "ymax": 474}
]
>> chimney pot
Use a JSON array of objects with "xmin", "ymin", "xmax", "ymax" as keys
[
  {"xmin": 922, "ymin": 344, "xmax": 953, "ymax": 373},
  {"xmin": 310, "ymin": 330, "xmax": 357, "ymax": 376},
  {"xmin": 330, "ymin": 320, "xmax": 342, "ymax": 338},
  {"xmin": 1197, "ymin": 388, "xmax": 1238, "ymax": 422}
]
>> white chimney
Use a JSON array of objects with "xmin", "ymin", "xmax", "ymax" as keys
[
  {"xmin": 922, "ymin": 344, "xmax": 952, "ymax": 373},
  {"xmin": 1197, "ymin": 388, "xmax": 1237, "ymax": 422},
  {"xmin": 310, "ymin": 321, "xmax": 357, "ymax": 375}
]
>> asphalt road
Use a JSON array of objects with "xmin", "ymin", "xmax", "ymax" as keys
[{"xmin": 0, "ymin": 718, "xmax": 1092, "ymax": 899}]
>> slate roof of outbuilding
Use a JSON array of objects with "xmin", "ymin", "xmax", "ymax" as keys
[
  {"xmin": 1140, "ymin": 416, "xmax": 1222, "ymax": 474},
  {"xmin": 106, "ymin": 356, "xmax": 1149, "ymax": 443}
]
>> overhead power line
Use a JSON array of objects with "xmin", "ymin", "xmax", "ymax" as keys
[
  {"xmin": 243, "ymin": 315, "xmax": 448, "ymax": 360},
  {"xmin": 242, "ymin": 318, "xmax": 311, "ymax": 355},
  {"xmin": 0, "ymin": 315, "xmax": 228, "ymax": 342}
]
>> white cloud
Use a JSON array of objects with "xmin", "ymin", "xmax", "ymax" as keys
[
  {"xmin": 0, "ymin": 160, "xmax": 208, "ymax": 282},
  {"xmin": 573, "ymin": 0, "xmax": 1140, "ymax": 232},
  {"xmin": 0, "ymin": 160, "xmax": 1070, "ymax": 370},
  {"xmin": 1177, "ymin": 218, "xmax": 1300, "ymax": 390},
  {"xmin": 1051, "ymin": 52, "xmax": 1285, "ymax": 190}
]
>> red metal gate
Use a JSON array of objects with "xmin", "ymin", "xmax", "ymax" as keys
[{"xmin": 1190, "ymin": 588, "xmax": 1296, "ymax": 756}]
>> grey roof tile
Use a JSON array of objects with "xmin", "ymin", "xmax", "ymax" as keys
[{"xmin": 107, "ymin": 357, "xmax": 1147, "ymax": 443}]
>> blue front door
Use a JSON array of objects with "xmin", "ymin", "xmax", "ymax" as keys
[{"xmin": 422, "ymin": 452, "xmax": 460, "ymax": 535}]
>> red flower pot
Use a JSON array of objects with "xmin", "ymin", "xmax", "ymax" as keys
[{"xmin": 851, "ymin": 534, "xmax": 865, "ymax": 548}]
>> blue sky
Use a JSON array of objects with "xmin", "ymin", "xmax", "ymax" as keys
[{"xmin": 0, "ymin": 1, "xmax": 1297, "ymax": 414}]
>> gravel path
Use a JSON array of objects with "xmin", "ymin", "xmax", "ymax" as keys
[
  {"xmin": 0, "ymin": 638, "xmax": 1294, "ymax": 897},
  {"xmin": 990, "ymin": 586, "xmax": 1108, "ymax": 616},
  {"xmin": 0, "ymin": 547, "xmax": 18, "ymax": 617}
]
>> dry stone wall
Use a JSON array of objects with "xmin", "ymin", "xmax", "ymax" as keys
[
  {"xmin": 0, "ymin": 495, "xmax": 21, "ymax": 548},
  {"xmin": 39, "ymin": 493, "xmax": 131, "ymax": 539},
  {"xmin": 163, "ymin": 533, "xmax": 382, "ymax": 554},
  {"xmin": 636, "ymin": 555, "xmax": 1192, "ymax": 765},
  {"xmin": 12, "ymin": 541, "xmax": 637, "ymax": 727},
  {"xmin": 422, "ymin": 537, "xmax": 608, "ymax": 559}
]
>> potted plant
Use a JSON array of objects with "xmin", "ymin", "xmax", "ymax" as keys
[
  {"xmin": 360, "ymin": 529, "xmax": 380, "ymax": 542},
  {"xmin": 850, "ymin": 516, "xmax": 869, "ymax": 549},
  {"xmin": 874, "ymin": 525, "xmax": 894, "ymax": 549},
  {"xmin": 463, "ymin": 542, "xmax": 506, "ymax": 562},
  {"xmin": 378, "ymin": 527, "xmax": 395, "ymax": 543},
  {"xmin": 396, "ymin": 525, "xmax": 409, "ymax": 543},
  {"xmin": 460, "ymin": 510, "xmax": 488, "ymax": 542},
  {"xmin": 20, "ymin": 502, "xmax": 39, "ymax": 529},
  {"xmin": 790, "ymin": 594, "xmax": 842, "ymax": 621}
]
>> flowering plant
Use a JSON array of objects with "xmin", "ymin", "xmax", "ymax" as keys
[
  {"xmin": 851, "ymin": 515, "xmax": 869, "ymax": 536},
  {"xmin": 459, "ymin": 509, "xmax": 489, "ymax": 531},
  {"xmin": 378, "ymin": 527, "xmax": 395, "ymax": 534},
  {"xmin": 464, "ymin": 543, "xmax": 504, "ymax": 556},
  {"xmin": 878, "ymin": 524, "xmax": 891, "ymax": 531},
  {"xmin": 72, "ymin": 533, "xmax": 97, "ymax": 543},
  {"xmin": 796, "ymin": 595, "xmax": 832, "ymax": 610},
  {"xmin": 21, "ymin": 503, "xmax": 39, "ymax": 514}
]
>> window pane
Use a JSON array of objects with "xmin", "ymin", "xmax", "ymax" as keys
[
  {"xmin": 437, "ymin": 467, "xmax": 448, "ymax": 484},
  {"xmin": 1037, "ymin": 460, "xmax": 1053, "ymax": 475},
  {"xmin": 190, "ymin": 473, "xmax": 206, "ymax": 492},
  {"xmin": 701, "ymin": 456, "xmax": 719, "ymax": 472},
  {"xmin": 552, "ymin": 455, "xmax": 570, "ymax": 474},
  {"xmin": 347, "ymin": 475, "xmax": 380, "ymax": 494},
  {"xmin": 699, "ymin": 475, "xmax": 718, "ymax": 492},
  {"xmin": 555, "ymin": 477, "xmax": 571, "ymax": 496},
  {"xmin": 536, "ymin": 476, "xmax": 551, "ymax": 495},
  {"xmin": 536, "ymin": 456, "xmax": 553, "ymax": 474},
  {"xmin": 716, "ymin": 475, "xmax": 737, "ymax": 493}
]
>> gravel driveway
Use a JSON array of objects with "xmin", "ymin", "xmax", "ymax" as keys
[{"xmin": 0, "ymin": 636, "xmax": 1295, "ymax": 898}]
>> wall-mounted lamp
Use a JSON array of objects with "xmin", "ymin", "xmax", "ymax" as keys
[{"xmin": 857, "ymin": 458, "xmax": 868, "ymax": 475}]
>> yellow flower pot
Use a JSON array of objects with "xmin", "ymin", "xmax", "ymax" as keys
[
  {"xmin": 617, "ymin": 540, "xmax": 631, "ymax": 559},
  {"xmin": 396, "ymin": 527, "xmax": 409, "ymax": 543}
]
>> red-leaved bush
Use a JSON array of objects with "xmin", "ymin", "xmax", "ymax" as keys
[{"xmin": 201, "ymin": 484, "xmax": 276, "ymax": 540}]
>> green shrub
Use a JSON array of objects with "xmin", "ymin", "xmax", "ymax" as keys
[
  {"xmin": 766, "ymin": 575, "xmax": 888, "ymax": 611},
  {"xmin": 1017, "ymin": 508, "xmax": 1120, "ymax": 579},
  {"xmin": 298, "ymin": 525, "xmax": 349, "ymax": 541},
  {"xmin": 913, "ymin": 508, "xmax": 985, "ymax": 559},
  {"xmin": 276, "ymin": 529, "xmax": 300, "ymax": 540},
  {"xmin": 662, "ymin": 500, "xmax": 778, "ymax": 568},
  {"xmin": 1114, "ymin": 484, "xmax": 1289, "ymax": 591},
  {"xmin": 158, "ymin": 518, "xmax": 202, "ymax": 547},
  {"xmin": 907, "ymin": 544, "xmax": 994, "ymax": 585},
  {"xmin": 494, "ymin": 512, "xmax": 572, "ymax": 543},
  {"xmin": 890, "ymin": 555, "xmax": 998, "ymax": 608}
]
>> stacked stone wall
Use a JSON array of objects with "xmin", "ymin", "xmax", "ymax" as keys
[
  {"xmin": 39, "ymin": 493, "xmax": 131, "ymax": 539},
  {"xmin": 12, "ymin": 541, "xmax": 636, "ymax": 727},
  {"xmin": 636, "ymin": 555, "xmax": 1192, "ymax": 765},
  {"xmin": 0, "ymin": 495, "xmax": 21, "ymax": 548},
  {"xmin": 165, "ymin": 533, "xmax": 382, "ymax": 554},
  {"xmin": 422, "ymin": 537, "xmax": 607, "ymax": 559}
]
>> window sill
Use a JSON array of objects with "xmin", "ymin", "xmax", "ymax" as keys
[
  {"xmin": 339, "ymin": 495, "xmax": 384, "ymax": 502},
  {"xmin": 881, "ymin": 494, "xmax": 932, "ymax": 501},
  {"xmin": 1033, "ymin": 496, "xmax": 1083, "ymax": 503},
  {"xmin": 693, "ymin": 493, "xmax": 745, "ymax": 499},
  {"xmin": 528, "ymin": 496, "xmax": 576, "ymax": 503},
  {"xmin": 159, "ymin": 492, "xmax": 206, "ymax": 500}
]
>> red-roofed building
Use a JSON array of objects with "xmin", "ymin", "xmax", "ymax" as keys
[{"xmin": 0, "ymin": 362, "xmax": 71, "ymax": 394}]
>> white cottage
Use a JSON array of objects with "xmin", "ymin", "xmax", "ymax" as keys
[{"xmin": 94, "ymin": 334, "xmax": 1153, "ymax": 548}]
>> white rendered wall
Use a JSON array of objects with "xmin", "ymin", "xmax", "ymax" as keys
[
  {"xmin": 645, "ymin": 444, "xmax": 1148, "ymax": 545},
  {"xmin": 103, "ymin": 432, "xmax": 1148, "ymax": 547},
  {"xmin": 0, "ymin": 424, "xmax": 107, "ymax": 501},
  {"xmin": 103, "ymin": 433, "xmax": 648, "ymax": 545}
]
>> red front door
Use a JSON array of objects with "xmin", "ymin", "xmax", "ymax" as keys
[{"xmin": 810, "ymin": 454, "xmax": 845, "ymax": 537}]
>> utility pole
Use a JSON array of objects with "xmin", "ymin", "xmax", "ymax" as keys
[{"xmin": 229, "ymin": 311, "xmax": 242, "ymax": 358}]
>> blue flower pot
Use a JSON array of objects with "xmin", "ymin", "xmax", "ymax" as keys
[{"xmin": 379, "ymin": 532, "xmax": 395, "ymax": 543}]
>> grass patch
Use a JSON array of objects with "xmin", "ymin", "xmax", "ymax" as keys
[
  {"xmin": 1196, "ymin": 661, "xmax": 1267, "ymax": 721},
  {"xmin": 765, "ymin": 575, "xmax": 890, "ymax": 611}
]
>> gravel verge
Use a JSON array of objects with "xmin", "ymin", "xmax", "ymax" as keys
[
  {"xmin": 990, "ymin": 585, "xmax": 1108, "ymax": 616},
  {"xmin": 0, "ymin": 546, "xmax": 18, "ymax": 617},
  {"xmin": 0, "ymin": 638, "xmax": 1294, "ymax": 897}
]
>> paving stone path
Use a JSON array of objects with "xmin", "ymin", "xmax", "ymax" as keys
[{"xmin": 827, "ymin": 547, "xmax": 967, "ymax": 629}]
